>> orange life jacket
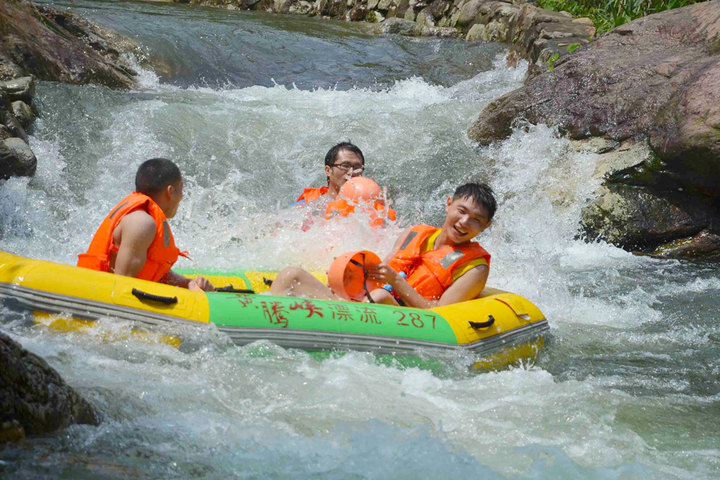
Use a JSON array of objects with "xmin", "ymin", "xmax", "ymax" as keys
[
  {"xmin": 295, "ymin": 186, "xmax": 329, "ymax": 204},
  {"xmin": 388, "ymin": 225, "xmax": 490, "ymax": 300},
  {"xmin": 325, "ymin": 199, "xmax": 397, "ymax": 227},
  {"xmin": 77, "ymin": 192, "xmax": 183, "ymax": 282}
]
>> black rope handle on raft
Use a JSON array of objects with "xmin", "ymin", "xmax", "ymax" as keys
[
  {"xmin": 216, "ymin": 285, "xmax": 255, "ymax": 294},
  {"xmin": 469, "ymin": 315, "xmax": 495, "ymax": 329},
  {"xmin": 131, "ymin": 288, "xmax": 178, "ymax": 305}
]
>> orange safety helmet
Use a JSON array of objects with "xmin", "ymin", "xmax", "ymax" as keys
[
  {"xmin": 326, "ymin": 177, "xmax": 396, "ymax": 226},
  {"xmin": 340, "ymin": 177, "xmax": 382, "ymax": 203},
  {"xmin": 328, "ymin": 250, "xmax": 383, "ymax": 301}
]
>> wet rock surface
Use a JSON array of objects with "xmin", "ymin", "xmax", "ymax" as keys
[
  {"xmin": 469, "ymin": 1, "xmax": 720, "ymax": 259},
  {"xmin": 0, "ymin": 331, "xmax": 99, "ymax": 443},
  {"xmin": 0, "ymin": 0, "xmax": 139, "ymax": 88},
  {"xmin": 0, "ymin": 0, "xmax": 142, "ymax": 181},
  {"xmin": 0, "ymin": 137, "xmax": 36, "ymax": 179}
]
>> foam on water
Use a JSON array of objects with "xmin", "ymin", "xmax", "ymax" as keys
[
  {"xmin": 0, "ymin": 317, "xmax": 668, "ymax": 478},
  {"xmin": 3, "ymin": 61, "xmax": 519, "ymax": 268}
]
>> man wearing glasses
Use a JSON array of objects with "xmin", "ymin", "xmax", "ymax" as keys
[{"xmin": 294, "ymin": 142, "xmax": 365, "ymax": 205}]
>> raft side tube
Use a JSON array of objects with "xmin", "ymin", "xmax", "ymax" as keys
[
  {"xmin": 0, "ymin": 251, "xmax": 548, "ymax": 363},
  {"xmin": 0, "ymin": 250, "xmax": 210, "ymax": 324},
  {"xmin": 206, "ymin": 292, "xmax": 458, "ymax": 343},
  {"xmin": 433, "ymin": 292, "xmax": 546, "ymax": 346}
]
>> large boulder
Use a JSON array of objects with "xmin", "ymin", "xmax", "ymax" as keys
[
  {"xmin": 0, "ymin": 137, "xmax": 36, "ymax": 179},
  {"xmin": 468, "ymin": 1, "xmax": 720, "ymax": 259},
  {"xmin": 0, "ymin": 77, "xmax": 35, "ymax": 104},
  {"xmin": 0, "ymin": 0, "xmax": 138, "ymax": 87},
  {"xmin": 0, "ymin": 332, "xmax": 99, "ymax": 442},
  {"xmin": 0, "ymin": 1, "xmax": 143, "ymax": 182},
  {"xmin": 0, "ymin": 97, "xmax": 27, "ymax": 145},
  {"xmin": 0, "ymin": 83, "xmax": 35, "ymax": 179}
]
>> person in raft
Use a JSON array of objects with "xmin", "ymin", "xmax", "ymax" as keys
[
  {"xmin": 271, "ymin": 182, "xmax": 496, "ymax": 308},
  {"xmin": 294, "ymin": 141, "xmax": 365, "ymax": 205},
  {"xmin": 77, "ymin": 158, "xmax": 214, "ymax": 292}
]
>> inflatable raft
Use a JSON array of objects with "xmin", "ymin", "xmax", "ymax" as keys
[{"xmin": 0, "ymin": 250, "xmax": 549, "ymax": 368}]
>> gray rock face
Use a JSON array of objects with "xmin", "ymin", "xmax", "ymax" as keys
[
  {"xmin": 0, "ymin": 1, "xmax": 139, "ymax": 88},
  {"xmin": 470, "ymin": 2, "xmax": 720, "ymax": 158},
  {"xmin": 0, "ymin": 332, "xmax": 99, "ymax": 442},
  {"xmin": 0, "ymin": 137, "xmax": 37, "ymax": 179},
  {"xmin": 0, "ymin": 77, "xmax": 35, "ymax": 104},
  {"xmin": 11, "ymin": 101, "xmax": 35, "ymax": 129},
  {"xmin": 0, "ymin": 2, "xmax": 142, "ymax": 182},
  {"xmin": 0, "ymin": 88, "xmax": 28, "ymax": 143},
  {"xmin": 372, "ymin": 17, "xmax": 425, "ymax": 34},
  {"xmin": 469, "ymin": 1, "xmax": 720, "ymax": 259}
]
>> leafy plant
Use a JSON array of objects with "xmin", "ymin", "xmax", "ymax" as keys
[
  {"xmin": 537, "ymin": 0, "xmax": 702, "ymax": 35},
  {"xmin": 567, "ymin": 42, "xmax": 581, "ymax": 53},
  {"xmin": 547, "ymin": 53, "xmax": 560, "ymax": 70}
]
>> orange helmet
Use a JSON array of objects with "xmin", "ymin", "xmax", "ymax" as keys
[
  {"xmin": 340, "ymin": 177, "xmax": 382, "ymax": 204},
  {"xmin": 328, "ymin": 250, "xmax": 382, "ymax": 301}
]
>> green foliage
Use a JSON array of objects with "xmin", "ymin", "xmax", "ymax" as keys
[
  {"xmin": 567, "ymin": 42, "xmax": 581, "ymax": 53},
  {"xmin": 537, "ymin": 0, "xmax": 702, "ymax": 35},
  {"xmin": 546, "ymin": 53, "xmax": 560, "ymax": 70}
]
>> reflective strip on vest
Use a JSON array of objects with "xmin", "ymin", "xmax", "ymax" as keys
[
  {"xmin": 399, "ymin": 231, "xmax": 418, "ymax": 251},
  {"xmin": 439, "ymin": 249, "xmax": 465, "ymax": 270},
  {"xmin": 163, "ymin": 220, "xmax": 170, "ymax": 246},
  {"xmin": 109, "ymin": 201, "xmax": 129, "ymax": 220}
]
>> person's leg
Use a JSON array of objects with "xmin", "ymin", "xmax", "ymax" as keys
[
  {"xmin": 270, "ymin": 266, "xmax": 337, "ymax": 300},
  {"xmin": 367, "ymin": 288, "xmax": 399, "ymax": 305}
]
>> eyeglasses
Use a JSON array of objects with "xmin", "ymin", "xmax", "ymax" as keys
[{"xmin": 332, "ymin": 163, "xmax": 364, "ymax": 175}]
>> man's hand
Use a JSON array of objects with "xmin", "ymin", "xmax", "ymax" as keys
[
  {"xmin": 366, "ymin": 263, "xmax": 399, "ymax": 286},
  {"xmin": 188, "ymin": 275, "xmax": 214, "ymax": 292},
  {"xmin": 165, "ymin": 271, "xmax": 214, "ymax": 291}
]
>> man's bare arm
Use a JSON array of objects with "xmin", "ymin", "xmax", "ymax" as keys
[
  {"xmin": 436, "ymin": 265, "xmax": 489, "ymax": 306},
  {"xmin": 113, "ymin": 211, "xmax": 156, "ymax": 277},
  {"xmin": 165, "ymin": 270, "xmax": 214, "ymax": 292},
  {"xmin": 369, "ymin": 263, "xmax": 489, "ymax": 309}
]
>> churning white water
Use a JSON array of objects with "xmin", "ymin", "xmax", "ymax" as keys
[{"xmin": 1, "ymin": 1, "xmax": 718, "ymax": 478}]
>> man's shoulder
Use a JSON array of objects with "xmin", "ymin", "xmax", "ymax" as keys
[{"xmin": 119, "ymin": 209, "xmax": 157, "ymax": 237}]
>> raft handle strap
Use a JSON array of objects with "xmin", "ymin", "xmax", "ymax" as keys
[
  {"xmin": 216, "ymin": 285, "xmax": 255, "ymax": 294},
  {"xmin": 263, "ymin": 277, "xmax": 273, "ymax": 287},
  {"xmin": 469, "ymin": 315, "xmax": 495, "ymax": 329},
  {"xmin": 132, "ymin": 288, "xmax": 178, "ymax": 305}
]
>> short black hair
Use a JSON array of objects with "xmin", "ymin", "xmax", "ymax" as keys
[
  {"xmin": 135, "ymin": 158, "xmax": 182, "ymax": 195},
  {"xmin": 453, "ymin": 183, "xmax": 497, "ymax": 221},
  {"xmin": 324, "ymin": 142, "xmax": 365, "ymax": 167}
]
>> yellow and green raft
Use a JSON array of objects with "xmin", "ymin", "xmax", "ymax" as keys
[{"xmin": 0, "ymin": 250, "xmax": 548, "ymax": 369}]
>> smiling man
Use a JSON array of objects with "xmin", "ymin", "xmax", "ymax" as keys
[
  {"xmin": 294, "ymin": 142, "xmax": 365, "ymax": 205},
  {"xmin": 366, "ymin": 183, "xmax": 495, "ymax": 308},
  {"xmin": 271, "ymin": 182, "xmax": 496, "ymax": 308},
  {"xmin": 77, "ymin": 158, "xmax": 213, "ymax": 291}
]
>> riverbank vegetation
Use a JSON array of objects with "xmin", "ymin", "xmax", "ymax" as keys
[{"xmin": 537, "ymin": 0, "xmax": 702, "ymax": 34}]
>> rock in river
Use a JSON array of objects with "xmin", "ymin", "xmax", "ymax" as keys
[
  {"xmin": 468, "ymin": 1, "xmax": 720, "ymax": 259},
  {"xmin": 1, "ymin": 332, "xmax": 99, "ymax": 443}
]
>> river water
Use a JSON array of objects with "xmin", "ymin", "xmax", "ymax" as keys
[{"xmin": 1, "ymin": 0, "xmax": 718, "ymax": 478}]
